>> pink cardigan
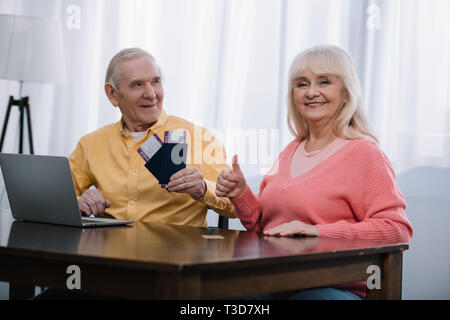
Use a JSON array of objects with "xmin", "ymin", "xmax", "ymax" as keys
[{"xmin": 231, "ymin": 138, "xmax": 413, "ymax": 298}]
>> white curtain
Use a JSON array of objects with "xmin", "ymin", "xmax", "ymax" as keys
[{"xmin": 0, "ymin": 0, "xmax": 449, "ymax": 176}]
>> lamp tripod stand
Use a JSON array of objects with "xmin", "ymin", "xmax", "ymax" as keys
[{"xmin": 0, "ymin": 86, "xmax": 34, "ymax": 154}]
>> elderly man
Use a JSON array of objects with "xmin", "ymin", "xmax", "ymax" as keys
[{"xmin": 69, "ymin": 48, "xmax": 235, "ymax": 226}]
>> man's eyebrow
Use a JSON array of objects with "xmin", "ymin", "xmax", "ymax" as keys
[{"xmin": 129, "ymin": 76, "xmax": 161, "ymax": 82}]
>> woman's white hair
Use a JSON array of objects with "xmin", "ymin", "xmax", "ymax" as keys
[
  {"xmin": 105, "ymin": 47, "xmax": 159, "ymax": 92},
  {"xmin": 287, "ymin": 45, "xmax": 378, "ymax": 143}
]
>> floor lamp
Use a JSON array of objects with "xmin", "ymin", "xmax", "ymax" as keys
[{"xmin": 0, "ymin": 14, "xmax": 65, "ymax": 154}]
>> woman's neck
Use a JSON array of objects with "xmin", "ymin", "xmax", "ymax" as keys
[
  {"xmin": 305, "ymin": 129, "xmax": 337, "ymax": 153},
  {"xmin": 305, "ymin": 119, "xmax": 338, "ymax": 152}
]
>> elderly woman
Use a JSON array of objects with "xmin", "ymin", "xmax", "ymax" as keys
[{"xmin": 216, "ymin": 45, "xmax": 413, "ymax": 300}]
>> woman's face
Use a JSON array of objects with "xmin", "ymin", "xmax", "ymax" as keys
[{"xmin": 293, "ymin": 69, "xmax": 348, "ymax": 128}]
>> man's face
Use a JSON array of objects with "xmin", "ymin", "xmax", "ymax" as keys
[{"xmin": 107, "ymin": 56, "xmax": 164, "ymax": 131}]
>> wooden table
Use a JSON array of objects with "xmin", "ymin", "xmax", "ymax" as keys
[{"xmin": 0, "ymin": 213, "xmax": 408, "ymax": 300}]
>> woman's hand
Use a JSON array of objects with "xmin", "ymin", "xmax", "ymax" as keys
[
  {"xmin": 215, "ymin": 155, "xmax": 247, "ymax": 198},
  {"xmin": 263, "ymin": 220, "xmax": 319, "ymax": 237}
]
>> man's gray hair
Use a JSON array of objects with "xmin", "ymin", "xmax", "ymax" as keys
[{"xmin": 105, "ymin": 48, "xmax": 158, "ymax": 92}]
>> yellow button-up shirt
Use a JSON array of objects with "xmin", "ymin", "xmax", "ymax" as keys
[{"xmin": 69, "ymin": 110, "xmax": 235, "ymax": 226}]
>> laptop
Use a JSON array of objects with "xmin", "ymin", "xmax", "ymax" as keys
[{"xmin": 0, "ymin": 153, "xmax": 133, "ymax": 227}]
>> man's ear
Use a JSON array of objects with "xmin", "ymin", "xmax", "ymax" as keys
[{"xmin": 105, "ymin": 83, "xmax": 119, "ymax": 106}]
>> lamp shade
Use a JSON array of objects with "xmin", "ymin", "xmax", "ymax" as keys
[{"xmin": 0, "ymin": 14, "xmax": 65, "ymax": 83}]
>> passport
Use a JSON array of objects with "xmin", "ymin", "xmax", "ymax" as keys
[
  {"xmin": 144, "ymin": 142, "xmax": 187, "ymax": 184},
  {"xmin": 140, "ymin": 131, "xmax": 187, "ymax": 186}
]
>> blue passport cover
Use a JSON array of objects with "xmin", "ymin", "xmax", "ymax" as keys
[{"xmin": 144, "ymin": 143, "xmax": 187, "ymax": 184}]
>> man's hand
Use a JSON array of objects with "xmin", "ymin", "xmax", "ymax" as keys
[
  {"xmin": 167, "ymin": 167, "xmax": 206, "ymax": 199},
  {"xmin": 215, "ymin": 154, "xmax": 246, "ymax": 198},
  {"xmin": 263, "ymin": 220, "xmax": 319, "ymax": 237},
  {"xmin": 78, "ymin": 189, "xmax": 111, "ymax": 217}
]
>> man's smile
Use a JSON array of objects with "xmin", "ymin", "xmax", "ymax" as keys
[{"xmin": 139, "ymin": 103, "xmax": 157, "ymax": 108}]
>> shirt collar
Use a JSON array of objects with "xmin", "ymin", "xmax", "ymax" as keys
[{"xmin": 119, "ymin": 108, "xmax": 168, "ymax": 136}]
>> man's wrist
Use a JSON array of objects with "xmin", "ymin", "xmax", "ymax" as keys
[
  {"xmin": 199, "ymin": 180, "xmax": 207, "ymax": 199},
  {"xmin": 192, "ymin": 180, "xmax": 207, "ymax": 200},
  {"xmin": 202, "ymin": 180, "xmax": 207, "ymax": 197}
]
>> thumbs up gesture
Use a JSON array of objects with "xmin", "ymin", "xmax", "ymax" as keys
[{"xmin": 216, "ymin": 154, "xmax": 247, "ymax": 198}]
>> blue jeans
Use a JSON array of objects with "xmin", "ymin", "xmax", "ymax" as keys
[{"xmin": 241, "ymin": 287, "xmax": 361, "ymax": 300}]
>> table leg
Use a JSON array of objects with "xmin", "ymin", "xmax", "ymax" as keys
[{"xmin": 366, "ymin": 251, "xmax": 403, "ymax": 300}]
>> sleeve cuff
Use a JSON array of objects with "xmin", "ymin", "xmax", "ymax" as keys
[
  {"xmin": 197, "ymin": 179, "xmax": 236, "ymax": 218},
  {"xmin": 200, "ymin": 179, "xmax": 218, "ymax": 204},
  {"xmin": 230, "ymin": 184, "xmax": 259, "ymax": 218}
]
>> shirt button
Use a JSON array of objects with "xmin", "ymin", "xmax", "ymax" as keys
[
  {"xmin": 128, "ymin": 144, "xmax": 132, "ymax": 148},
  {"xmin": 131, "ymin": 172, "xmax": 136, "ymax": 176},
  {"xmin": 130, "ymin": 201, "xmax": 135, "ymax": 205}
]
